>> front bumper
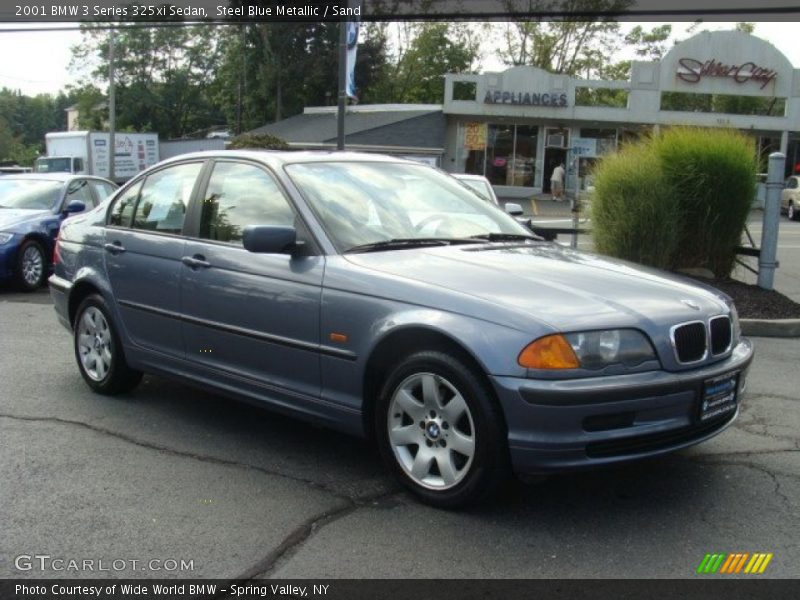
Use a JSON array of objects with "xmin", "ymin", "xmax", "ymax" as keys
[
  {"xmin": 494, "ymin": 338, "xmax": 754, "ymax": 474},
  {"xmin": 0, "ymin": 240, "xmax": 18, "ymax": 280}
]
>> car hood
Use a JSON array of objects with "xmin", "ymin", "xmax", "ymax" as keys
[
  {"xmin": 343, "ymin": 243, "xmax": 730, "ymax": 331},
  {"xmin": 0, "ymin": 208, "xmax": 51, "ymax": 230}
]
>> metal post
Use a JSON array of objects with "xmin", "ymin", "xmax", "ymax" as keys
[
  {"xmin": 108, "ymin": 28, "xmax": 116, "ymax": 182},
  {"xmin": 336, "ymin": 16, "xmax": 347, "ymax": 151},
  {"xmin": 568, "ymin": 149, "xmax": 578, "ymax": 249},
  {"xmin": 758, "ymin": 152, "xmax": 783, "ymax": 290}
]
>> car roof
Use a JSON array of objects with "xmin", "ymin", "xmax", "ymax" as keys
[
  {"xmin": 155, "ymin": 150, "xmax": 423, "ymax": 170},
  {"xmin": 0, "ymin": 173, "xmax": 116, "ymax": 185}
]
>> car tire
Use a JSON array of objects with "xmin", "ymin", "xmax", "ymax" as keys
[
  {"xmin": 16, "ymin": 239, "xmax": 46, "ymax": 292},
  {"xmin": 375, "ymin": 350, "xmax": 510, "ymax": 508},
  {"xmin": 73, "ymin": 294, "xmax": 142, "ymax": 395},
  {"xmin": 789, "ymin": 202, "xmax": 798, "ymax": 221}
]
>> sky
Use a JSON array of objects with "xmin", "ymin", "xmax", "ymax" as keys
[{"xmin": 0, "ymin": 21, "xmax": 799, "ymax": 97}]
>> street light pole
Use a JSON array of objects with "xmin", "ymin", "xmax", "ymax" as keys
[
  {"xmin": 336, "ymin": 15, "xmax": 347, "ymax": 151},
  {"xmin": 108, "ymin": 28, "xmax": 116, "ymax": 182}
]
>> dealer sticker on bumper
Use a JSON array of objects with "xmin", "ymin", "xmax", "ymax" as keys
[{"xmin": 700, "ymin": 371, "xmax": 739, "ymax": 422}]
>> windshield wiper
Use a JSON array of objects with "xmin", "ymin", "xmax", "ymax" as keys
[
  {"xmin": 468, "ymin": 232, "xmax": 542, "ymax": 242},
  {"xmin": 345, "ymin": 237, "xmax": 481, "ymax": 254}
]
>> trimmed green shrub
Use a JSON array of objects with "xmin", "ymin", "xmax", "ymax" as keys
[
  {"xmin": 227, "ymin": 133, "xmax": 290, "ymax": 150},
  {"xmin": 591, "ymin": 127, "xmax": 757, "ymax": 277},
  {"xmin": 654, "ymin": 128, "xmax": 757, "ymax": 277},
  {"xmin": 592, "ymin": 142, "xmax": 682, "ymax": 270}
]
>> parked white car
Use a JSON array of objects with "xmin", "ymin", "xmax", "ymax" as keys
[
  {"xmin": 782, "ymin": 175, "xmax": 800, "ymax": 221},
  {"xmin": 452, "ymin": 173, "xmax": 499, "ymax": 206}
]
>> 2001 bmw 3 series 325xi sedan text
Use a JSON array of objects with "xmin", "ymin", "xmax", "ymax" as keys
[{"xmin": 49, "ymin": 151, "xmax": 754, "ymax": 508}]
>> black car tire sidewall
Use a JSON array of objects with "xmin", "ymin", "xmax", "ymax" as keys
[{"xmin": 375, "ymin": 350, "xmax": 508, "ymax": 508}]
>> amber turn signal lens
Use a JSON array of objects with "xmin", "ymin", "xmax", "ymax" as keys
[{"xmin": 518, "ymin": 334, "xmax": 580, "ymax": 369}]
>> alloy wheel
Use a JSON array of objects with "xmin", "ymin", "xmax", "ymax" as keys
[
  {"xmin": 387, "ymin": 372, "xmax": 476, "ymax": 490},
  {"xmin": 77, "ymin": 306, "xmax": 113, "ymax": 381},
  {"xmin": 21, "ymin": 244, "xmax": 43, "ymax": 287}
]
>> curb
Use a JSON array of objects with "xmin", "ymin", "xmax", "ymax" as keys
[{"xmin": 741, "ymin": 318, "xmax": 800, "ymax": 338}]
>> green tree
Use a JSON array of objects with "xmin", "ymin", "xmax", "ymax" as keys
[
  {"xmin": 0, "ymin": 88, "xmax": 71, "ymax": 158},
  {"xmin": 72, "ymin": 22, "xmax": 225, "ymax": 138},
  {"xmin": 623, "ymin": 24, "xmax": 672, "ymax": 61},
  {"xmin": 370, "ymin": 22, "xmax": 480, "ymax": 103},
  {"xmin": 498, "ymin": 0, "xmax": 631, "ymax": 77},
  {"xmin": 213, "ymin": 21, "xmax": 390, "ymax": 130}
]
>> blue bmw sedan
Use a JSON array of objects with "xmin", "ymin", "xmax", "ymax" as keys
[
  {"xmin": 49, "ymin": 151, "xmax": 753, "ymax": 507},
  {"xmin": 0, "ymin": 173, "xmax": 117, "ymax": 291}
]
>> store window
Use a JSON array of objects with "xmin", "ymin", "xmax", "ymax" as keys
[{"xmin": 460, "ymin": 122, "xmax": 538, "ymax": 187}]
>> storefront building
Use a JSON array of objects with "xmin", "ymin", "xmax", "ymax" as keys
[{"xmin": 442, "ymin": 30, "xmax": 800, "ymax": 198}]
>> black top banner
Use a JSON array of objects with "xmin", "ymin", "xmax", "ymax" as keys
[{"xmin": 2, "ymin": 0, "xmax": 800, "ymax": 23}]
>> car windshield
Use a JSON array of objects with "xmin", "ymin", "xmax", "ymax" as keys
[
  {"xmin": 285, "ymin": 161, "xmax": 530, "ymax": 252},
  {"xmin": 35, "ymin": 157, "xmax": 72, "ymax": 173},
  {"xmin": 0, "ymin": 179, "xmax": 63, "ymax": 210}
]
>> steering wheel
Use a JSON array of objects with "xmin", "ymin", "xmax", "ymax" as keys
[{"xmin": 413, "ymin": 213, "xmax": 453, "ymax": 235}]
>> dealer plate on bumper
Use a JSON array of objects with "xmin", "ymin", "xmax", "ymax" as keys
[{"xmin": 699, "ymin": 371, "xmax": 739, "ymax": 422}]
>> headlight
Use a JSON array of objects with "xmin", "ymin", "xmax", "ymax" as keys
[
  {"xmin": 730, "ymin": 303, "xmax": 741, "ymax": 345},
  {"xmin": 0, "ymin": 232, "xmax": 13, "ymax": 245},
  {"xmin": 519, "ymin": 329, "xmax": 656, "ymax": 371}
]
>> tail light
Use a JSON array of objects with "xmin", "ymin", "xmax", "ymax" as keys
[{"xmin": 53, "ymin": 230, "xmax": 61, "ymax": 266}]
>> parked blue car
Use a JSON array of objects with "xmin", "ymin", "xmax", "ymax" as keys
[
  {"xmin": 0, "ymin": 173, "xmax": 117, "ymax": 290},
  {"xmin": 49, "ymin": 152, "xmax": 754, "ymax": 507}
]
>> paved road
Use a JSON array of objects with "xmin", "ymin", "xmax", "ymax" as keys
[{"xmin": 0, "ymin": 290, "xmax": 798, "ymax": 580}]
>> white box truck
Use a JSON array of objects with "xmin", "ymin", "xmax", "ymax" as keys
[{"xmin": 34, "ymin": 131, "xmax": 159, "ymax": 183}]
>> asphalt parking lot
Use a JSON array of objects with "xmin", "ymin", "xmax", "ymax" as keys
[{"xmin": 0, "ymin": 286, "xmax": 798, "ymax": 580}]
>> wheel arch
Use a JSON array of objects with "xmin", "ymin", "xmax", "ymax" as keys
[
  {"xmin": 17, "ymin": 232, "xmax": 51, "ymax": 262},
  {"xmin": 68, "ymin": 279, "xmax": 105, "ymax": 328},
  {"xmin": 361, "ymin": 326, "xmax": 505, "ymax": 441}
]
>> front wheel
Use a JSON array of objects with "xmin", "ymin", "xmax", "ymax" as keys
[
  {"xmin": 16, "ymin": 239, "xmax": 46, "ymax": 291},
  {"xmin": 74, "ymin": 294, "xmax": 142, "ymax": 395},
  {"xmin": 375, "ymin": 350, "xmax": 509, "ymax": 508}
]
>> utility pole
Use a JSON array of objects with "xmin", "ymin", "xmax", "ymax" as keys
[
  {"xmin": 336, "ymin": 4, "xmax": 348, "ymax": 151},
  {"xmin": 108, "ymin": 28, "xmax": 116, "ymax": 182}
]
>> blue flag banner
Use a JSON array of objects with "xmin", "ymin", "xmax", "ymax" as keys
[{"xmin": 345, "ymin": 6, "xmax": 361, "ymax": 102}]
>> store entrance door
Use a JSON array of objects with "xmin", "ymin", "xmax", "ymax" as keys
[{"xmin": 543, "ymin": 148, "xmax": 567, "ymax": 193}]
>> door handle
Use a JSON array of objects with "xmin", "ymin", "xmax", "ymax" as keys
[
  {"xmin": 181, "ymin": 255, "xmax": 211, "ymax": 269},
  {"xmin": 103, "ymin": 242, "xmax": 126, "ymax": 254}
]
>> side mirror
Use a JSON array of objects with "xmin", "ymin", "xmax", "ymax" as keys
[
  {"xmin": 64, "ymin": 200, "xmax": 86, "ymax": 214},
  {"xmin": 504, "ymin": 202, "xmax": 524, "ymax": 217},
  {"xmin": 243, "ymin": 225, "xmax": 302, "ymax": 254}
]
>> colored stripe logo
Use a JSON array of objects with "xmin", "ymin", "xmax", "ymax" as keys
[{"xmin": 696, "ymin": 553, "xmax": 773, "ymax": 574}]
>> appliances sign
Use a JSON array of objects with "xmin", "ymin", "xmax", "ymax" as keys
[{"xmin": 484, "ymin": 90, "xmax": 568, "ymax": 107}]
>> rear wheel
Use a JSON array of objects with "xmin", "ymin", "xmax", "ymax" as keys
[
  {"xmin": 16, "ymin": 239, "xmax": 46, "ymax": 292},
  {"xmin": 375, "ymin": 350, "xmax": 509, "ymax": 508},
  {"xmin": 74, "ymin": 294, "xmax": 142, "ymax": 395}
]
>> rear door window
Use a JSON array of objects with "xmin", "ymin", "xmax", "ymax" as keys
[
  {"xmin": 108, "ymin": 181, "xmax": 142, "ymax": 228},
  {"xmin": 132, "ymin": 163, "xmax": 203, "ymax": 234}
]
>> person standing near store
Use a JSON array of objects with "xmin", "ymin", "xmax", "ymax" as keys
[{"xmin": 551, "ymin": 163, "xmax": 565, "ymax": 201}]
